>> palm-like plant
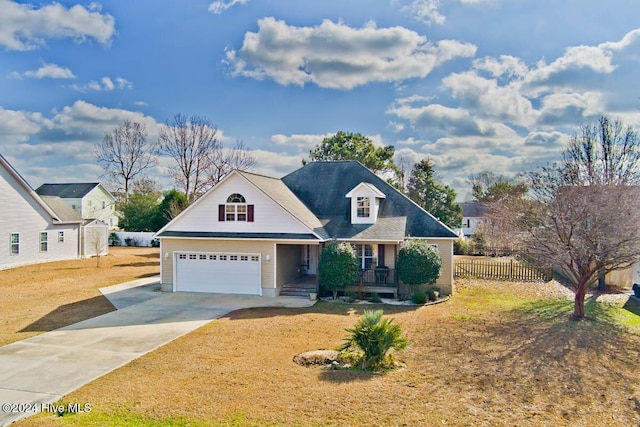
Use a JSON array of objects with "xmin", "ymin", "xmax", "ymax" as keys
[{"xmin": 340, "ymin": 310, "xmax": 409, "ymax": 371}]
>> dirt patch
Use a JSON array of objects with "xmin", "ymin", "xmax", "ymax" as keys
[
  {"xmin": 0, "ymin": 247, "xmax": 159, "ymax": 346},
  {"xmin": 20, "ymin": 278, "xmax": 640, "ymax": 426}
]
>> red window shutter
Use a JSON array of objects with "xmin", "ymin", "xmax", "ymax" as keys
[
  {"xmin": 247, "ymin": 205, "xmax": 254, "ymax": 222},
  {"xmin": 378, "ymin": 244, "xmax": 385, "ymax": 267},
  {"xmin": 218, "ymin": 204, "xmax": 226, "ymax": 221}
]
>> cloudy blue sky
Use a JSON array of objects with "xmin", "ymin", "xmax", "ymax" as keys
[{"xmin": 1, "ymin": 0, "xmax": 639, "ymax": 200}]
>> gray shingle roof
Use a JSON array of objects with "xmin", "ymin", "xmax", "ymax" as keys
[
  {"xmin": 281, "ymin": 161, "xmax": 457, "ymax": 239},
  {"xmin": 238, "ymin": 171, "xmax": 330, "ymax": 240},
  {"xmin": 460, "ymin": 202, "xmax": 489, "ymax": 218},
  {"xmin": 40, "ymin": 196, "xmax": 83, "ymax": 221},
  {"xmin": 35, "ymin": 183, "xmax": 100, "ymax": 198}
]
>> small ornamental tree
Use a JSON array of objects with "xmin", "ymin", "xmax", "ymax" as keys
[
  {"xmin": 318, "ymin": 241, "xmax": 359, "ymax": 299},
  {"xmin": 397, "ymin": 239, "xmax": 441, "ymax": 295}
]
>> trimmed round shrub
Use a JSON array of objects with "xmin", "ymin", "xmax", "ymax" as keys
[
  {"xmin": 411, "ymin": 292, "xmax": 428, "ymax": 304},
  {"xmin": 397, "ymin": 240, "xmax": 441, "ymax": 290},
  {"xmin": 318, "ymin": 241, "xmax": 359, "ymax": 299}
]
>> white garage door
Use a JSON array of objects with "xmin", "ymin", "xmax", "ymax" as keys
[{"xmin": 174, "ymin": 252, "xmax": 261, "ymax": 295}]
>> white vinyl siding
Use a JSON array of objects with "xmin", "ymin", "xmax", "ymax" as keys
[
  {"xmin": 0, "ymin": 161, "xmax": 80, "ymax": 270},
  {"xmin": 82, "ymin": 186, "xmax": 118, "ymax": 228},
  {"xmin": 165, "ymin": 174, "xmax": 313, "ymax": 235}
]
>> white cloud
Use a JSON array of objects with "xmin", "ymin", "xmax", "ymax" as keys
[
  {"xmin": 400, "ymin": 0, "xmax": 497, "ymax": 26},
  {"xmin": 271, "ymin": 133, "xmax": 329, "ymax": 151},
  {"xmin": 101, "ymin": 76, "xmax": 115, "ymax": 90},
  {"xmin": 71, "ymin": 76, "xmax": 132, "ymax": 92},
  {"xmin": 208, "ymin": 0, "xmax": 248, "ymax": 15},
  {"xmin": 20, "ymin": 62, "xmax": 75, "ymax": 79},
  {"xmin": 402, "ymin": 0, "xmax": 445, "ymax": 25},
  {"xmin": 472, "ymin": 55, "xmax": 528, "ymax": 78},
  {"xmin": 388, "ymin": 121, "xmax": 405, "ymax": 133},
  {"xmin": 442, "ymin": 71, "xmax": 536, "ymax": 127},
  {"xmin": 0, "ymin": 101, "xmax": 162, "ymax": 186},
  {"xmin": 0, "ymin": 0, "xmax": 115, "ymax": 51},
  {"xmin": 0, "ymin": 106, "xmax": 43, "ymax": 142},
  {"xmin": 225, "ymin": 17, "xmax": 476, "ymax": 90}
]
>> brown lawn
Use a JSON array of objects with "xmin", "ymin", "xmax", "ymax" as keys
[
  {"xmin": 18, "ymin": 279, "xmax": 640, "ymax": 427},
  {"xmin": 0, "ymin": 247, "xmax": 159, "ymax": 346}
]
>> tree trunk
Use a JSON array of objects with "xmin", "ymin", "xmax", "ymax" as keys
[{"xmin": 572, "ymin": 281, "xmax": 587, "ymax": 319}]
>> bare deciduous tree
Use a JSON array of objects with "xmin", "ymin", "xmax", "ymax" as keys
[
  {"xmin": 157, "ymin": 114, "xmax": 219, "ymax": 202},
  {"xmin": 508, "ymin": 182, "xmax": 640, "ymax": 319},
  {"xmin": 563, "ymin": 116, "xmax": 640, "ymax": 186},
  {"xmin": 95, "ymin": 120, "xmax": 156, "ymax": 202},
  {"xmin": 157, "ymin": 114, "xmax": 256, "ymax": 201},
  {"xmin": 506, "ymin": 116, "xmax": 640, "ymax": 319},
  {"xmin": 207, "ymin": 140, "xmax": 257, "ymax": 186}
]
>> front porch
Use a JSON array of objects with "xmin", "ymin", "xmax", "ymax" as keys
[
  {"xmin": 281, "ymin": 268, "xmax": 398, "ymax": 299},
  {"xmin": 346, "ymin": 268, "xmax": 398, "ymax": 298}
]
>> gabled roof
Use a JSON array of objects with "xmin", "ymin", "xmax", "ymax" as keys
[
  {"xmin": 345, "ymin": 182, "xmax": 386, "ymax": 199},
  {"xmin": 35, "ymin": 183, "xmax": 100, "ymax": 199},
  {"xmin": 460, "ymin": 202, "xmax": 489, "ymax": 218},
  {"xmin": 0, "ymin": 153, "xmax": 82, "ymax": 224},
  {"xmin": 282, "ymin": 161, "xmax": 457, "ymax": 239},
  {"xmin": 238, "ymin": 171, "xmax": 330, "ymax": 239},
  {"xmin": 40, "ymin": 196, "xmax": 83, "ymax": 222}
]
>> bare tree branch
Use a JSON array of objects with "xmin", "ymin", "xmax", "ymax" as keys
[{"xmin": 95, "ymin": 120, "xmax": 156, "ymax": 201}]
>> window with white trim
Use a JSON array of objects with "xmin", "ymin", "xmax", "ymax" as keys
[
  {"xmin": 356, "ymin": 197, "xmax": 370, "ymax": 217},
  {"xmin": 226, "ymin": 193, "xmax": 247, "ymax": 221},
  {"xmin": 40, "ymin": 232, "xmax": 48, "ymax": 252},
  {"xmin": 353, "ymin": 244, "xmax": 375, "ymax": 269},
  {"xmin": 10, "ymin": 233, "xmax": 19, "ymax": 255}
]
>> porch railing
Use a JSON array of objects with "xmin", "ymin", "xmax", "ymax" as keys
[{"xmin": 354, "ymin": 268, "xmax": 397, "ymax": 287}]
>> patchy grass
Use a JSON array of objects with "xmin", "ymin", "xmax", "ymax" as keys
[
  {"xmin": 0, "ymin": 247, "xmax": 159, "ymax": 346},
  {"xmin": 18, "ymin": 278, "xmax": 640, "ymax": 426}
]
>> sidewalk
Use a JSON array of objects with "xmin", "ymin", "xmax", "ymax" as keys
[{"xmin": 0, "ymin": 277, "xmax": 314, "ymax": 426}]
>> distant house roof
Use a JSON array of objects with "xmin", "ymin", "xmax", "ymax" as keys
[
  {"xmin": 35, "ymin": 183, "xmax": 100, "ymax": 199},
  {"xmin": 40, "ymin": 196, "xmax": 83, "ymax": 222},
  {"xmin": 460, "ymin": 202, "xmax": 489, "ymax": 218},
  {"xmin": 281, "ymin": 161, "xmax": 457, "ymax": 239}
]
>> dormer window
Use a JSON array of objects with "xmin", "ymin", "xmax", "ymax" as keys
[
  {"xmin": 345, "ymin": 183, "xmax": 386, "ymax": 225},
  {"xmin": 357, "ymin": 197, "xmax": 370, "ymax": 217},
  {"xmin": 219, "ymin": 194, "xmax": 254, "ymax": 222}
]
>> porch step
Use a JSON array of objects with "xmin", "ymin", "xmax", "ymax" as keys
[
  {"xmin": 280, "ymin": 282, "xmax": 316, "ymax": 297},
  {"xmin": 279, "ymin": 288, "xmax": 314, "ymax": 297}
]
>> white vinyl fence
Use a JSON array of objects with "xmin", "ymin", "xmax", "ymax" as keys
[{"xmin": 109, "ymin": 231, "xmax": 157, "ymax": 247}]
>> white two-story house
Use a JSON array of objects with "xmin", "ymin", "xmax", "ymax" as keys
[{"xmin": 35, "ymin": 183, "xmax": 118, "ymax": 229}]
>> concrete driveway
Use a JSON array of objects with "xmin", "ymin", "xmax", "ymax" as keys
[{"xmin": 0, "ymin": 277, "xmax": 315, "ymax": 426}]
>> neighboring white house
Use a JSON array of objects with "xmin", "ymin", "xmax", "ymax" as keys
[
  {"xmin": 35, "ymin": 183, "xmax": 118, "ymax": 229},
  {"xmin": 453, "ymin": 202, "xmax": 490, "ymax": 237},
  {"xmin": 0, "ymin": 154, "xmax": 83, "ymax": 270}
]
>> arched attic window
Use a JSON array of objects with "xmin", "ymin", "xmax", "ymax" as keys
[{"xmin": 219, "ymin": 193, "xmax": 254, "ymax": 222}]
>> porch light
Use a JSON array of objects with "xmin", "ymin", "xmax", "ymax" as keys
[{"xmin": 164, "ymin": 252, "xmax": 169, "ymax": 259}]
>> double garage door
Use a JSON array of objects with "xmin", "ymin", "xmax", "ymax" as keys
[{"xmin": 174, "ymin": 252, "xmax": 261, "ymax": 295}]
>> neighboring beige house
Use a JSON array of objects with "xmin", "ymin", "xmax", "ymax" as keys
[
  {"xmin": 155, "ymin": 161, "xmax": 457, "ymax": 297},
  {"xmin": 0, "ymin": 154, "xmax": 83, "ymax": 270},
  {"xmin": 35, "ymin": 183, "xmax": 118, "ymax": 229}
]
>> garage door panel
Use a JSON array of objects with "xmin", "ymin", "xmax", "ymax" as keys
[{"xmin": 175, "ymin": 252, "xmax": 261, "ymax": 294}]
